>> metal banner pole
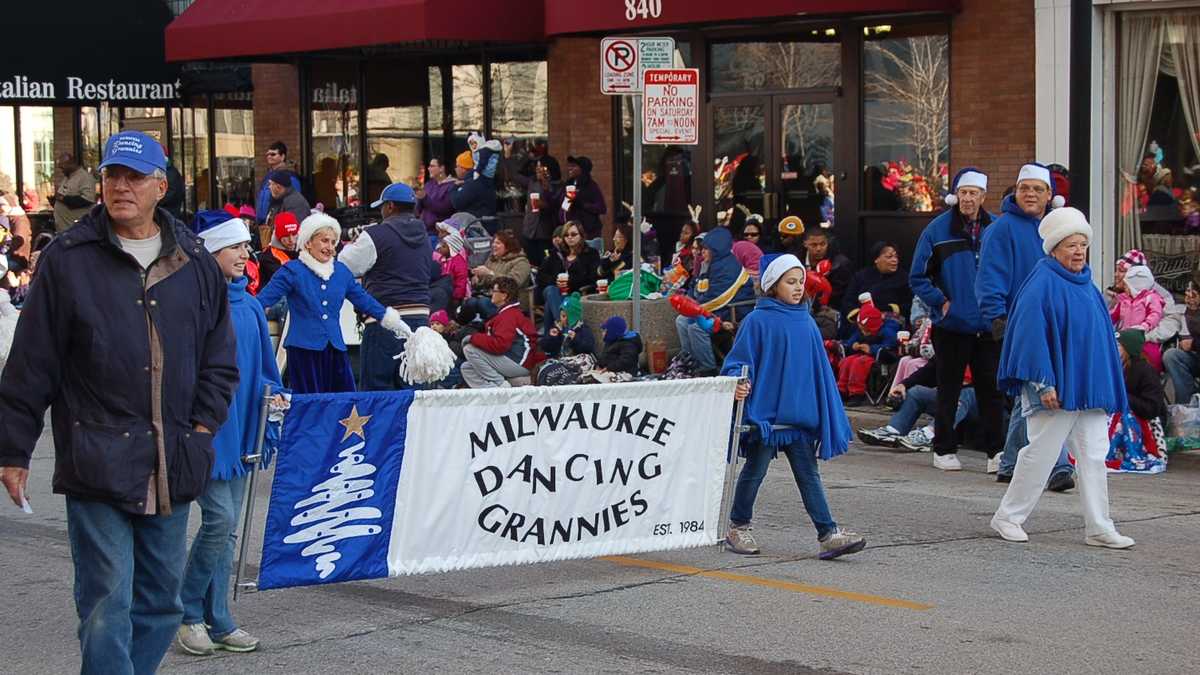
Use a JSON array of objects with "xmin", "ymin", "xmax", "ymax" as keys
[
  {"xmin": 631, "ymin": 94, "xmax": 643, "ymax": 333},
  {"xmin": 234, "ymin": 384, "xmax": 273, "ymax": 601},
  {"xmin": 718, "ymin": 366, "xmax": 750, "ymax": 547}
]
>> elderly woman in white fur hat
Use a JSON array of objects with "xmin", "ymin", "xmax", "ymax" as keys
[{"xmin": 989, "ymin": 207, "xmax": 1135, "ymax": 549}]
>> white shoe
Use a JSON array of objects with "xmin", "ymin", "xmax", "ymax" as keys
[
  {"xmin": 933, "ymin": 453, "xmax": 962, "ymax": 471},
  {"xmin": 1085, "ymin": 531, "xmax": 1135, "ymax": 549},
  {"xmin": 176, "ymin": 624, "xmax": 216, "ymax": 656},
  {"xmin": 986, "ymin": 454, "xmax": 1002, "ymax": 474},
  {"xmin": 990, "ymin": 516, "xmax": 1029, "ymax": 542}
]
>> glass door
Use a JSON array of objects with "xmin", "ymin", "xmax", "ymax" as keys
[
  {"xmin": 711, "ymin": 100, "xmax": 766, "ymax": 228},
  {"xmin": 774, "ymin": 97, "xmax": 836, "ymax": 230}
]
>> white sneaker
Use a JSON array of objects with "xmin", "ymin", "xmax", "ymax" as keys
[
  {"xmin": 933, "ymin": 453, "xmax": 962, "ymax": 471},
  {"xmin": 176, "ymin": 624, "xmax": 216, "ymax": 656},
  {"xmin": 898, "ymin": 427, "xmax": 934, "ymax": 451},
  {"xmin": 990, "ymin": 516, "xmax": 1028, "ymax": 542},
  {"xmin": 1085, "ymin": 531, "xmax": 1135, "ymax": 549},
  {"xmin": 986, "ymin": 454, "xmax": 1002, "ymax": 474}
]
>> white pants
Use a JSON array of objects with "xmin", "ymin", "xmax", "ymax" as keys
[{"xmin": 993, "ymin": 409, "xmax": 1116, "ymax": 537}]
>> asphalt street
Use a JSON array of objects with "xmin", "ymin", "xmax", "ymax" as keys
[{"xmin": 3, "ymin": 410, "xmax": 1198, "ymax": 675}]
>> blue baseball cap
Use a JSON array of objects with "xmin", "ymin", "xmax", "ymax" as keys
[
  {"xmin": 99, "ymin": 130, "xmax": 167, "ymax": 176},
  {"xmin": 370, "ymin": 182, "xmax": 416, "ymax": 208}
]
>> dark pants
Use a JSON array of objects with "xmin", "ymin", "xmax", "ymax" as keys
[
  {"xmin": 287, "ymin": 345, "xmax": 356, "ymax": 393},
  {"xmin": 360, "ymin": 316, "xmax": 430, "ymax": 391},
  {"xmin": 729, "ymin": 440, "xmax": 837, "ymax": 540},
  {"xmin": 931, "ymin": 326, "xmax": 1004, "ymax": 457}
]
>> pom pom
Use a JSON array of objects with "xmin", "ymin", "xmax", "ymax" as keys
[
  {"xmin": 393, "ymin": 327, "xmax": 457, "ymax": 384},
  {"xmin": 944, "ymin": 193, "xmax": 958, "ymax": 206},
  {"xmin": 1051, "ymin": 195, "xmax": 1066, "ymax": 208}
]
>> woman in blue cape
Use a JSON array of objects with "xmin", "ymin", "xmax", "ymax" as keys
[
  {"xmin": 990, "ymin": 207, "xmax": 1135, "ymax": 549},
  {"xmin": 720, "ymin": 253, "xmax": 865, "ymax": 560},
  {"xmin": 176, "ymin": 215, "xmax": 287, "ymax": 656}
]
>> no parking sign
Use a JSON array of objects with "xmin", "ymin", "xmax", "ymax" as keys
[{"xmin": 642, "ymin": 68, "xmax": 699, "ymax": 145}]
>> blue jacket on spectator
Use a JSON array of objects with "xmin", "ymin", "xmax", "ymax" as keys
[
  {"xmin": 694, "ymin": 227, "xmax": 755, "ymax": 321},
  {"xmin": 842, "ymin": 318, "xmax": 901, "ymax": 357},
  {"xmin": 256, "ymin": 259, "xmax": 387, "ymax": 352},
  {"xmin": 909, "ymin": 205, "xmax": 995, "ymax": 334},
  {"xmin": 976, "ymin": 195, "xmax": 1046, "ymax": 323},
  {"xmin": 255, "ymin": 170, "xmax": 302, "ymax": 223}
]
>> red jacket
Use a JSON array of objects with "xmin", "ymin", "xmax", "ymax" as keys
[{"xmin": 469, "ymin": 303, "xmax": 546, "ymax": 369}]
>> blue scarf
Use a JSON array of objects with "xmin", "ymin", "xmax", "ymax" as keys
[
  {"xmin": 720, "ymin": 297, "xmax": 852, "ymax": 458},
  {"xmin": 998, "ymin": 258, "xmax": 1127, "ymax": 413},
  {"xmin": 211, "ymin": 277, "xmax": 286, "ymax": 480}
]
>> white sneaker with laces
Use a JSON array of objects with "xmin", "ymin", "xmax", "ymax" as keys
[
  {"xmin": 986, "ymin": 454, "xmax": 1002, "ymax": 474},
  {"xmin": 899, "ymin": 428, "xmax": 934, "ymax": 451},
  {"xmin": 176, "ymin": 624, "xmax": 215, "ymax": 656},
  {"xmin": 990, "ymin": 516, "xmax": 1028, "ymax": 542},
  {"xmin": 933, "ymin": 453, "xmax": 962, "ymax": 471},
  {"xmin": 1085, "ymin": 531, "xmax": 1135, "ymax": 549}
]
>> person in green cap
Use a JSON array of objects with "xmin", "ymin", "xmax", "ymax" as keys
[
  {"xmin": 1108, "ymin": 329, "xmax": 1168, "ymax": 474},
  {"xmin": 539, "ymin": 291, "xmax": 595, "ymax": 358}
]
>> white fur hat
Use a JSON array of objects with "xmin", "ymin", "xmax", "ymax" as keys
[
  {"xmin": 1038, "ymin": 206, "xmax": 1092, "ymax": 254},
  {"xmin": 298, "ymin": 212, "xmax": 342, "ymax": 248}
]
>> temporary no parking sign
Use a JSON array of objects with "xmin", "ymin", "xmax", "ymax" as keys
[
  {"xmin": 601, "ymin": 37, "xmax": 675, "ymax": 94},
  {"xmin": 642, "ymin": 68, "xmax": 699, "ymax": 145}
]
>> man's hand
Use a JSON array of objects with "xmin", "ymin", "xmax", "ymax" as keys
[
  {"xmin": 1, "ymin": 466, "xmax": 29, "ymax": 508},
  {"xmin": 941, "ymin": 300, "xmax": 950, "ymax": 316},
  {"xmin": 890, "ymin": 383, "xmax": 907, "ymax": 399},
  {"xmin": 193, "ymin": 424, "xmax": 212, "ymax": 434},
  {"xmin": 1040, "ymin": 388, "xmax": 1060, "ymax": 410},
  {"xmin": 734, "ymin": 380, "xmax": 752, "ymax": 401}
]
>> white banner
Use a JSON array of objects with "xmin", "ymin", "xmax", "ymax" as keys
[{"xmin": 389, "ymin": 378, "xmax": 735, "ymax": 575}]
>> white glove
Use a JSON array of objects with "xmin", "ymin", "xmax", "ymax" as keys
[
  {"xmin": 639, "ymin": 217, "xmax": 653, "ymax": 234},
  {"xmin": 268, "ymin": 393, "xmax": 292, "ymax": 423},
  {"xmin": 380, "ymin": 307, "xmax": 413, "ymax": 339}
]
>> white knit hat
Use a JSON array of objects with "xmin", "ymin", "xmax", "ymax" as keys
[
  {"xmin": 759, "ymin": 253, "xmax": 805, "ymax": 294},
  {"xmin": 441, "ymin": 228, "xmax": 465, "ymax": 255},
  {"xmin": 298, "ymin": 212, "xmax": 342, "ymax": 248},
  {"xmin": 1038, "ymin": 206, "xmax": 1092, "ymax": 254},
  {"xmin": 197, "ymin": 217, "xmax": 251, "ymax": 254}
]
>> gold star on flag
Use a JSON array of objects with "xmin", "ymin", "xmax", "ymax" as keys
[{"xmin": 339, "ymin": 405, "xmax": 372, "ymax": 442}]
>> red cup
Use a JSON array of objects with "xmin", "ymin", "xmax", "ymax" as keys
[
  {"xmin": 566, "ymin": 185, "xmax": 578, "ymax": 201},
  {"xmin": 529, "ymin": 192, "xmax": 541, "ymax": 213}
]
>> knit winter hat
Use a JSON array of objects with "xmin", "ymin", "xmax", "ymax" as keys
[
  {"xmin": 1038, "ymin": 206, "xmax": 1092, "ymax": 255},
  {"xmin": 562, "ymin": 292, "xmax": 583, "ymax": 326},
  {"xmin": 198, "ymin": 216, "xmax": 251, "ymax": 254},
  {"xmin": 238, "ymin": 204, "xmax": 256, "ymax": 219},
  {"xmin": 1117, "ymin": 249, "xmax": 1148, "ymax": 271},
  {"xmin": 777, "ymin": 215, "xmax": 805, "ymax": 237},
  {"xmin": 441, "ymin": 228, "xmax": 465, "ymax": 255},
  {"xmin": 856, "ymin": 293, "xmax": 884, "ymax": 333},
  {"xmin": 298, "ymin": 212, "xmax": 341, "ymax": 248},
  {"xmin": 1124, "ymin": 265, "xmax": 1155, "ymax": 296},
  {"xmin": 759, "ymin": 253, "xmax": 804, "ymax": 294},
  {"xmin": 267, "ymin": 170, "xmax": 293, "ymax": 188},
  {"xmin": 429, "ymin": 310, "xmax": 450, "ymax": 326},
  {"xmin": 601, "ymin": 315, "xmax": 627, "ymax": 343},
  {"xmin": 222, "ymin": 203, "xmax": 239, "ymax": 218},
  {"xmin": 1117, "ymin": 329, "xmax": 1146, "ymax": 361},
  {"xmin": 944, "ymin": 167, "xmax": 988, "ymax": 206},
  {"xmin": 274, "ymin": 212, "xmax": 300, "ymax": 239},
  {"xmin": 456, "ymin": 150, "xmax": 474, "ymax": 170}
]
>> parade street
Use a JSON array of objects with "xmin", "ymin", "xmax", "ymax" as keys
[{"xmin": 4, "ymin": 416, "xmax": 1197, "ymax": 675}]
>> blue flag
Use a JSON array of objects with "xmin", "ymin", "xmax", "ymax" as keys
[{"xmin": 258, "ymin": 390, "xmax": 414, "ymax": 590}]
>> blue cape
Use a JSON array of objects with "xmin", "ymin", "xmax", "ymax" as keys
[
  {"xmin": 720, "ymin": 297, "xmax": 852, "ymax": 458},
  {"xmin": 998, "ymin": 258, "xmax": 1128, "ymax": 414},
  {"xmin": 212, "ymin": 276, "xmax": 286, "ymax": 480}
]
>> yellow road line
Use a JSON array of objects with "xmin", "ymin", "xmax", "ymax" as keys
[{"xmin": 599, "ymin": 555, "xmax": 933, "ymax": 611}]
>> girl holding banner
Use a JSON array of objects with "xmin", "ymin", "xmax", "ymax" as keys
[{"xmin": 720, "ymin": 253, "xmax": 866, "ymax": 560}]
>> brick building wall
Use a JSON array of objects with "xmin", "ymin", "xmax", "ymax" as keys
[
  {"xmin": 252, "ymin": 64, "xmax": 302, "ymax": 178},
  {"xmin": 547, "ymin": 37, "xmax": 614, "ymax": 236},
  {"xmin": 950, "ymin": 0, "xmax": 1037, "ymax": 189}
]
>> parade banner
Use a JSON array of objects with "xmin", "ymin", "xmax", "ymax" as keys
[{"xmin": 258, "ymin": 379, "xmax": 736, "ymax": 590}]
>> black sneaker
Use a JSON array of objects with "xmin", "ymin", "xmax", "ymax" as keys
[{"xmin": 1047, "ymin": 472, "xmax": 1075, "ymax": 492}]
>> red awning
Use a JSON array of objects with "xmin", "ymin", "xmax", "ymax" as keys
[
  {"xmin": 546, "ymin": 0, "xmax": 959, "ymax": 36},
  {"xmin": 166, "ymin": 0, "xmax": 544, "ymax": 62}
]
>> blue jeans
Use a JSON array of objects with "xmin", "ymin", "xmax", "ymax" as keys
[
  {"xmin": 1164, "ymin": 347, "xmax": 1200, "ymax": 404},
  {"xmin": 729, "ymin": 440, "xmax": 837, "ymax": 540},
  {"xmin": 360, "ymin": 316, "xmax": 429, "ymax": 391},
  {"xmin": 675, "ymin": 315, "xmax": 717, "ymax": 372},
  {"xmin": 66, "ymin": 497, "xmax": 190, "ymax": 675},
  {"xmin": 998, "ymin": 411, "xmax": 1072, "ymax": 478},
  {"xmin": 889, "ymin": 386, "xmax": 978, "ymax": 434},
  {"xmin": 179, "ymin": 474, "xmax": 248, "ymax": 638},
  {"xmin": 543, "ymin": 286, "xmax": 563, "ymax": 335}
]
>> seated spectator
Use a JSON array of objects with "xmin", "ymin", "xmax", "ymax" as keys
[
  {"xmin": 843, "ymin": 241, "xmax": 912, "ymax": 323},
  {"xmin": 674, "ymin": 227, "xmax": 755, "ymax": 376},
  {"xmin": 461, "ymin": 277, "xmax": 545, "ymax": 388},
  {"xmin": 1163, "ymin": 281, "xmax": 1200, "ymax": 403},
  {"xmin": 472, "ymin": 229, "xmax": 531, "ymax": 296},
  {"xmin": 802, "ymin": 228, "xmax": 853, "ymax": 310},
  {"xmin": 1111, "ymin": 264, "xmax": 1166, "ymax": 369},
  {"xmin": 539, "ymin": 221, "xmax": 600, "ymax": 336},
  {"xmin": 891, "ymin": 317, "xmax": 933, "ymax": 389},
  {"xmin": 1108, "ymin": 330, "xmax": 1168, "ymax": 473},
  {"xmin": 431, "ymin": 226, "xmax": 470, "ymax": 314},
  {"xmin": 837, "ymin": 295, "xmax": 900, "ymax": 406},
  {"xmin": 599, "ymin": 223, "xmax": 634, "ymax": 281},
  {"xmin": 587, "ymin": 316, "xmax": 642, "ymax": 383},
  {"xmin": 539, "ymin": 293, "xmax": 595, "ymax": 358},
  {"xmin": 858, "ymin": 360, "xmax": 979, "ymax": 451}
]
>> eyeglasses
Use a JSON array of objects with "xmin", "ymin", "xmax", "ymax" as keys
[
  {"xmin": 1016, "ymin": 184, "xmax": 1048, "ymax": 196},
  {"xmin": 101, "ymin": 170, "xmax": 156, "ymax": 187},
  {"xmin": 744, "ymin": 231, "xmax": 760, "ymax": 239},
  {"xmin": 564, "ymin": 232, "xmax": 581, "ymax": 238},
  {"xmin": 265, "ymin": 151, "xmax": 280, "ymax": 157}
]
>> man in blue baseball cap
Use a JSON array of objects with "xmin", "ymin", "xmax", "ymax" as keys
[
  {"xmin": 341, "ymin": 182, "xmax": 433, "ymax": 389},
  {"xmin": 0, "ymin": 129, "xmax": 238, "ymax": 673}
]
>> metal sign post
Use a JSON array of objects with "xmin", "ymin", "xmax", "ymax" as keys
[{"xmin": 631, "ymin": 93, "xmax": 643, "ymax": 332}]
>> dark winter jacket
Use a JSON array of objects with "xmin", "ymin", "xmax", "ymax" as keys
[
  {"xmin": 556, "ymin": 169, "xmax": 607, "ymax": 238},
  {"xmin": 1125, "ymin": 358, "xmax": 1168, "ymax": 421},
  {"xmin": 597, "ymin": 333, "xmax": 643, "ymax": 376},
  {"xmin": 540, "ymin": 246, "xmax": 601, "ymax": 294},
  {"xmin": 539, "ymin": 322, "xmax": 596, "ymax": 358},
  {"xmin": 267, "ymin": 187, "xmax": 311, "ymax": 231},
  {"xmin": 354, "ymin": 213, "xmax": 433, "ymax": 308},
  {"xmin": 417, "ymin": 179, "xmax": 457, "ymax": 233},
  {"xmin": 256, "ymin": 169, "xmax": 302, "ymax": 222},
  {"xmin": 599, "ymin": 247, "xmax": 634, "ymax": 281},
  {"xmin": 910, "ymin": 206, "xmax": 996, "ymax": 334},
  {"xmin": 977, "ymin": 195, "xmax": 1046, "ymax": 323},
  {"xmin": 0, "ymin": 206, "xmax": 238, "ymax": 514},
  {"xmin": 843, "ymin": 265, "xmax": 913, "ymax": 320},
  {"xmin": 695, "ymin": 227, "xmax": 755, "ymax": 321},
  {"xmin": 451, "ymin": 146, "xmax": 501, "ymax": 224}
]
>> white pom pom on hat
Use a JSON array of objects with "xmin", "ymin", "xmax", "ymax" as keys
[{"xmin": 945, "ymin": 168, "xmax": 988, "ymax": 206}]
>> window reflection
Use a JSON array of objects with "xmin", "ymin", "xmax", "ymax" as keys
[
  {"xmin": 710, "ymin": 35, "xmax": 841, "ymax": 93},
  {"xmin": 452, "ymin": 64, "xmax": 485, "ymax": 157},
  {"xmin": 311, "ymin": 63, "xmax": 361, "ymax": 208},
  {"xmin": 490, "ymin": 60, "xmax": 549, "ymax": 213},
  {"xmin": 213, "ymin": 93, "xmax": 255, "ymax": 207},
  {"xmin": 364, "ymin": 62, "xmax": 437, "ymax": 205}
]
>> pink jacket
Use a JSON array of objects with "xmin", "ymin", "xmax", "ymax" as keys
[
  {"xmin": 441, "ymin": 251, "xmax": 470, "ymax": 302},
  {"xmin": 1111, "ymin": 289, "xmax": 1164, "ymax": 332}
]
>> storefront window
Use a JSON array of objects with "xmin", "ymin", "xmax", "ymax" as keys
[
  {"xmin": 0, "ymin": 108, "xmax": 14, "ymax": 199},
  {"xmin": 311, "ymin": 62, "xmax": 361, "ymax": 209},
  {"xmin": 19, "ymin": 107, "xmax": 57, "ymax": 211},
  {"xmin": 452, "ymin": 64, "xmax": 485, "ymax": 157},
  {"xmin": 710, "ymin": 34, "xmax": 840, "ymax": 93},
  {"xmin": 862, "ymin": 23, "xmax": 950, "ymax": 213},
  {"xmin": 364, "ymin": 62, "xmax": 436, "ymax": 205},
  {"xmin": 177, "ymin": 105, "xmax": 211, "ymax": 212},
  {"xmin": 490, "ymin": 61, "xmax": 549, "ymax": 212},
  {"xmin": 213, "ymin": 94, "xmax": 255, "ymax": 207}
]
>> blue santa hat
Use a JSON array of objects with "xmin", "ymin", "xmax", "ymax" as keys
[
  {"xmin": 943, "ymin": 167, "xmax": 988, "ymax": 207},
  {"xmin": 1016, "ymin": 162, "xmax": 1067, "ymax": 209},
  {"xmin": 195, "ymin": 210, "xmax": 251, "ymax": 253}
]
